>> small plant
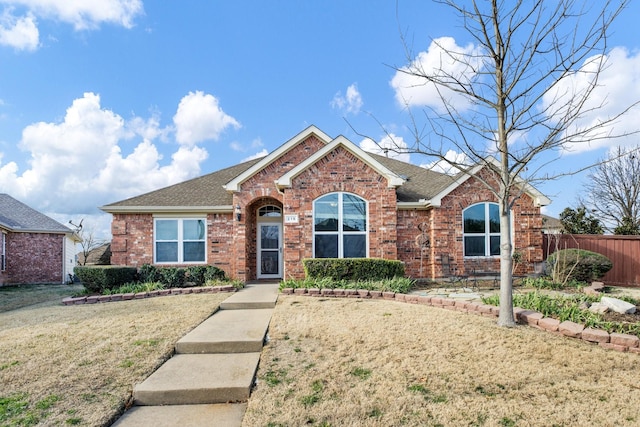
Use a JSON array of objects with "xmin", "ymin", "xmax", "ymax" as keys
[{"xmin": 350, "ymin": 367, "xmax": 372, "ymax": 380}]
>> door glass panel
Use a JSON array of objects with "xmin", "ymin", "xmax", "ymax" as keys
[
  {"xmin": 261, "ymin": 225, "xmax": 279, "ymax": 249},
  {"xmin": 261, "ymin": 251, "xmax": 279, "ymax": 275}
]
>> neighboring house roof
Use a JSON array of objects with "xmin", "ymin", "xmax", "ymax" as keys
[
  {"xmin": 100, "ymin": 126, "xmax": 550, "ymax": 213},
  {"xmin": 77, "ymin": 243, "xmax": 112, "ymax": 265},
  {"xmin": 542, "ymin": 214, "xmax": 563, "ymax": 233},
  {"xmin": 0, "ymin": 194, "xmax": 75, "ymax": 234}
]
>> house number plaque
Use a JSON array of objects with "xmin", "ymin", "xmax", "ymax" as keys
[{"xmin": 284, "ymin": 214, "xmax": 299, "ymax": 224}]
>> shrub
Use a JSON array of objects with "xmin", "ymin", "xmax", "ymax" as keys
[
  {"xmin": 159, "ymin": 267, "xmax": 187, "ymax": 288},
  {"xmin": 74, "ymin": 266, "xmax": 137, "ymax": 293},
  {"xmin": 547, "ymin": 249, "xmax": 612, "ymax": 284},
  {"xmin": 138, "ymin": 264, "xmax": 162, "ymax": 283},
  {"xmin": 204, "ymin": 265, "xmax": 226, "ymax": 281},
  {"xmin": 302, "ymin": 258, "xmax": 404, "ymax": 281}
]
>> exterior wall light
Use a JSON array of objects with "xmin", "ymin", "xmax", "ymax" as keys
[{"xmin": 235, "ymin": 204, "xmax": 241, "ymax": 221}]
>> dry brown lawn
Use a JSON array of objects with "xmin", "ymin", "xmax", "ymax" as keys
[
  {"xmin": 244, "ymin": 296, "xmax": 640, "ymax": 427},
  {"xmin": 0, "ymin": 284, "xmax": 228, "ymax": 426}
]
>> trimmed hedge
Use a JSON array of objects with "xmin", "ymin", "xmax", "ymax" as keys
[
  {"xmin": 547, "ymin": 249, "xmax": 613, "ymax": 283},
  {"xmin": 137, "ymin": 264, "xmax": 227, "ymax": 288},
  {"xmin": 74, "ymin": 266, "xmax": 137, "ymax": 294},
  {"xmin": 303, "ymin": 258, "xmax": 405, "ymax": 281}
]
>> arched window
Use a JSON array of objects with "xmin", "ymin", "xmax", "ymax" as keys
[
  {"xmin": 313, "ymin": 193, "xmax": 367, "ymax": 258},
  {"xmin": 258, "ymin": 205, "xmax": 282, "ymax": 217},
  {"xmin": 463, "ymin": 202, "xmax": 500, "ymax": 257}
]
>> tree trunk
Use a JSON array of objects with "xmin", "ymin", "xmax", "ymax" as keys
[{"xmin": 497, "ymin": 196, "xmax": 516, "ymax": 327}]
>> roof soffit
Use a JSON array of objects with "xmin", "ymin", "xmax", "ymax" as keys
[
  {"xmin": 276, "ymin": 135, "xmax": 405, "ymax": 189},
  {"xmin": 223, "ymin": 125, "xmax": 332, "ymax": 192}
]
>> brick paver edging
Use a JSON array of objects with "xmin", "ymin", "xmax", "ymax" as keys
[
  {"xmin": 62, "ymin": 285, "xmax": 238, "ymax": 306},
  {"xmin": 281, "ymin": 287, "xmax": 640, "ymax": 355}
]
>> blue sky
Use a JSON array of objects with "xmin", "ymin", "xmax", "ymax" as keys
[{"xmin": 0, "ymin": 1, "xmax": 639, "ymax": 239}]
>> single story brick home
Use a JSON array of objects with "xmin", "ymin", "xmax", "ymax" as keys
[
  {"xmin": 100, "ymin": 126, "xmax": 550, "ymax": 281},
  {"xmin": 0, "ymin": 194, "xmax": 79, "ymax": 286}
]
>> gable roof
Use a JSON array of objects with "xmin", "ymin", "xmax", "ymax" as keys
[
  {"xmin": 275, "ymin": 135, "xmax": 405, "ymax": 189},
  {"xmin": 100, "ymin": 127, "xmax": 550, "ymax": 213},
  {"xmin": 0, "ymin": 194, "xmax": 75, "ymax": 234},
  {"xmin": 425, "ymin": 156, "xmax": 551, "ymax": 207}
]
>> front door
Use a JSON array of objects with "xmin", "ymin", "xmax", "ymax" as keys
[{"xmin": 258, "ymin": 223, "xmax": 282, "ymax": 279}]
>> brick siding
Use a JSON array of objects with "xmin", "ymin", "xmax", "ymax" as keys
[
  {"xmin": 3, "ymin": 232, "xmax": 65, "ymax": 284},
  {"xmin": 109, "ymin": 135, "xmax": 544, "ymax": 281}
]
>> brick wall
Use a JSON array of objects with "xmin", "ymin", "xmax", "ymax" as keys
[
  {"xmin": 110, "ymin": 214, "xmax": 154, "ymax": 267},
  {"xmin": 4, "ymin": 232, "xmax": 65, "ymax": 284},
  {"xmin": 412, "ymin": 171, "xmax": 543, "ymax": 279},
  {"xmin": 282, "ymin": 146, "xmax": 398, "ymax": 279}
]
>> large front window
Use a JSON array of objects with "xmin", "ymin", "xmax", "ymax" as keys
[
  {"xmin": 463, "ymin": 202, "xmax": 500, "ymax": 257},
  {"xmin": 154, "ymin": 218, "xmax": 206, "ymax": 263},
  {"xmin": 313, "ymin": 193, "xmax": 367, "ymax": 258}
]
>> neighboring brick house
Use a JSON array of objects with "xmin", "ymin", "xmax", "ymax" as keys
[
  {"xmin": 100, "ymin": 126, "xmax": 550, "ymax": 281},
  {"xmin": 0, "ymin": 194, "xmax": 80, "ymax": 286}
]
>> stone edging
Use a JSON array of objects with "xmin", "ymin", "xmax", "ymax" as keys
[
  {"xmin": 281, "ymin": 287, "xmax": 640, "ymax": 355},
  {"xmin": 62, "ymin": 285, "xmax": 238, "ymax": 306}
]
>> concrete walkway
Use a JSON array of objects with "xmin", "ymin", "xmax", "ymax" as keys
[{"xmin": 112, "ymin": 283, "xmax": 279, "ymax": 427}]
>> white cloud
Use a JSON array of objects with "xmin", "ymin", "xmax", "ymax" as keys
[
  {"xmin": 390, "ymin": 37, "xmax": 482, "ymax": 112},
  {"xmin": 230, "ymin": 137, "xmax": 263, "ymax": 153},
  {"xmin": 359, "ymin": 133, "xmax": 410, "ymax": 163},
  {"xmin": 331, "ymin": 83, "xmax": 363, "ymax": 115},
  {"xmin": 173, "ymin": 91, "xmax": 241, "ymax": 146},
  {"xmin": 0, "ymin": 0, "xmax": 142, "ymax": 51},
  {"xmin": 420, "ymin": 149, "xmax": 471, "ymax": 175},
  {"xmin": 0, "ymin": 10, "xmax": 38, "ymax": 50},
  {"xmin": 242, "ymin": 149, "xmax": 268, "ymax": 162},
  {"xmin": 1, "ymin": 0, "xmax": 143, "ymax": 30},
  {"xmin": 542, "ymin": 47, "xmax": 640, "ymax": 154},
  {"xmin": 0, "ymin": 92, "xmax": 219, "ymax": 220}
]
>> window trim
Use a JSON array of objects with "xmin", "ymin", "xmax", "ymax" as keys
[
  {"xmin": 462, "ymin": 202, "xmax": 501, "ymax": 258},
  {"xmin": 153, "ymin": 217, "xmax": 207, "ymax": 264},
  {"xmin": 312, "ymin": 192, "xmax": 368, "ymax": 259}
]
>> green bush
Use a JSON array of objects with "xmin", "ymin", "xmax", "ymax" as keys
[
  {"xmin": 280, "ymin": 276, "xmax": 414, "ymax": 294},
  {"xmin": 138, "ymin": 264, "xmax": 162, "ymax": 283},
  {"xmin": 547, "ymin": 249, "xmax": 612, "ymax": 284},
  {"xmin": 159, "ymin": 267, "xmax": 187, "ymax": 288},
  {"xmin": 302, "ymin": 258, "xmax": 404, "ymax": 281},
  {"xmin": 74, "ymin": 266, "xmax": 137, "ymax": 293}
]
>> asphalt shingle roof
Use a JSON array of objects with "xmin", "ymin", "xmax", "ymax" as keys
[
  {"xmin": 0, "ymin": 194, "xmax": 74, "ymax": 233},
  {"xmin": 101, "ymin": 148, "xmax": 459, "ymax": 210}
]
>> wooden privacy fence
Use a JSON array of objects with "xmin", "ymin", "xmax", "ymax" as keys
[{"xmin": 543, "ymin": 234, "xmax": 640, "ymax": 287}]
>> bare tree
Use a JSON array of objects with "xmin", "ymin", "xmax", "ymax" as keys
[
  {"xmin": 69, "ymin": 219, "xmax": 106, "ymax": 266},
  {"xmin": 582, "ymin": 145, "xmax": 640, "ymax": 234},
  {"xmin": 385, "ymin": 0, "xmax": 636, "ymax": 326}
]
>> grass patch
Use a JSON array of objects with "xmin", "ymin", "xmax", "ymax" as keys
[
  {"xmin": 350, "ymin": 367, "xmax": 372, "ymax": 380},
  {"xmin": 0, "ymin": 284, "xmax": 229, "ymax": 426},
  {"xmin": 243, "ymin": 296, "xmax": 640, "ymax": 426}
]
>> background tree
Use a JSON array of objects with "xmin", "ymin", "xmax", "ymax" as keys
[
  {"xmin": 69, "ymin": 219, "xmax": 106, "ymax": 266},
  {"xmin": 383, "ymin": 0, "xmax": 635, "ymax": 326},
  {"xmin": 581, "ymin": 145, "xmax": 640, "ymax": 234},
  {"xmin": 559, "ymin": 206, "xmax": 604, "ymax": 234}
]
